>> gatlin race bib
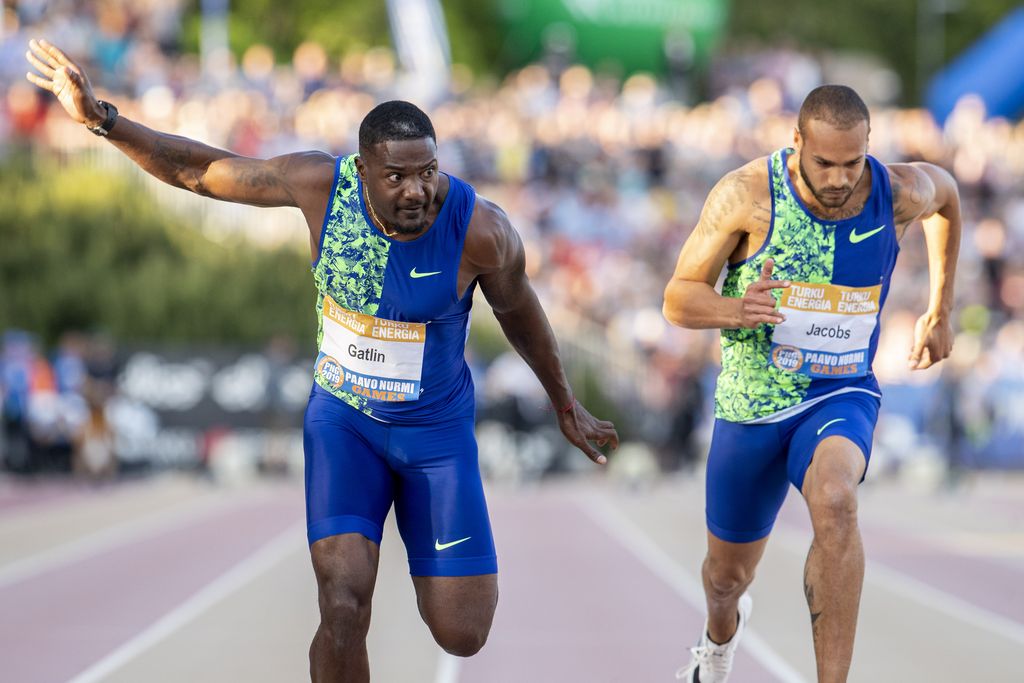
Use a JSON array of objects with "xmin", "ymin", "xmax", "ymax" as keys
[{"xmin": 315, "ymin": 294, "xmax": 426, "ymax": 402}]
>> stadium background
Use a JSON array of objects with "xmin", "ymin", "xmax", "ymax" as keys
[{"xmin": 1, "ymin": 1, "xmax": 1023, "ymax": 682}]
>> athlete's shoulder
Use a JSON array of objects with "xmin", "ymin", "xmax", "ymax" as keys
[
  {"xmin": 885, "ymin": 160, "xmax": 953, "ymax": 188},
  {"xmin": 287, "ymin": 150, "xmax": 339, "ymax": 174},
  {"xmin": 696, "ymin": 156, "xmax": 771, "ymax": 237},
  {"xmin": 463, "ymin": 194, "xmax": 519, "ymax": 275},
  {"xmin": 269, "ymin": 150, "xmax": 339, "ymax": 216},
  {"xmin": 715, "ymin": 156, "xmax": 770, "ymax": 204},
  {"xmin": 885, "ymin": 161, "xmax": 957, "ymax": 227},
  {"xmin": 736, "ymin": 155, "xmax": 772, "ymax": 180},
  {"xmin": 467, "ymin": 194, "xmax": 512, "ymax": 238}
]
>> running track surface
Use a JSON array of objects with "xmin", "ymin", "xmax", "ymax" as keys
[{"xmin": 1, "ymin": 471, "xmax": 1021, "ymax": 682}]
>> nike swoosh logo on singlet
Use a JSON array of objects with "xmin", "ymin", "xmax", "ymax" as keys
[
  {"xmin": 435, "ymin": 536, "xmax": 471, "ymax": 551},
  {"xmin": 817, "ymin": 418, "xmax": 847, "ymax": 436},
  {"xmin": 849, "ymin": 225, "xmax": 886, "ymax": 243},
  {"xmin": 410, "ymin": 267, "xmax": 443, "ymax": 279}
]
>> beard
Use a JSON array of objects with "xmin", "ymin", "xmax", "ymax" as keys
[
  {"xmin": 365, "ymin": 188, "xmax": 428, "ymax": 235},
  {"xmin": 389, "ymin": 211, "xmax": 428, "ymax": 235},
  {"xmin": 799, "ymin": 157, "xmax": 863, "ymax": 208}
]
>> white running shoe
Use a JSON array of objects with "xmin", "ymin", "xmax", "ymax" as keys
[{"xmin": 675, "ymin": 593, "xmax": 753, "ymax": 682}]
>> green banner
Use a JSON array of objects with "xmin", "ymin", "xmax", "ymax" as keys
[{"xmin": 499, "ymin": 0, "xmax": 728, "ymax": 73}]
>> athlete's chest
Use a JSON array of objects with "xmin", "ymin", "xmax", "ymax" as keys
[
  {"xmin": 768, "ymin": 196, "xmax": 895, "ymax": 288},
  {"xmin": 374, "ymin": 242, "xmax": 461, "ymax": 322},
  {"xmin": 318, "ymin": 238, "xmax": 460, "ymax": 325}
]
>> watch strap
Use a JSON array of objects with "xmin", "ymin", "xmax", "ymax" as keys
[{"xmin": 87, "ymin": 100, "xmax": 118, "ymax": 137}]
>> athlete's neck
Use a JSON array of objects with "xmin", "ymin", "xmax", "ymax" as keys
[{"xmin": 363, "ymin": 187, "xmax": 402, "ymax": 238}]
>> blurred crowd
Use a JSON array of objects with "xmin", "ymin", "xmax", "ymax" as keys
[
  {"xmin": 1, "ymin": 330, "xmax": 119, "ymax": 478},
  {"xmin": 3, "ymin": 1, "xmax": 1024, "ymax": 479}
]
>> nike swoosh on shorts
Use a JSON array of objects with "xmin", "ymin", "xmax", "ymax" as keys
[
  {"xmin": 817, "ymin": 418, "xmax": 847, "ymax": 436},
  {"xmin": 435, "ymin": 536, "xmax": 472, "ymax": 551}
]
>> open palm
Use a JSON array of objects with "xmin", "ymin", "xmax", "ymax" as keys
[{"xmin": 25, "ymin": 39, "xmax": 101, "ymax": 125}]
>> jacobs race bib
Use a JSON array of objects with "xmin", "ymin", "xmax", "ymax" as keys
[{"xmin": 769, "ymin": 282, "xmax": 881, "ymax": 378}]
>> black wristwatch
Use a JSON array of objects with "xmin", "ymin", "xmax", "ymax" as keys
[{"xmin": 87, "ymin": 100, "xmax": 118, "ymax": 137}]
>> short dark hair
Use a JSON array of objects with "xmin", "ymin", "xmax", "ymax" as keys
[
  {"xmin": 797, "ymin": 85, "xmax": 870, "ymax": 133},
  {"xmin": 358, "ymin": 100, "xmax": 436, "ymax": 149}
]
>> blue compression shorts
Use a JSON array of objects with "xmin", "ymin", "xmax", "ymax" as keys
[
  {"xmin": 705, "ymin": 391, "xmax": 880, "ymax": 544},
  {"xmin": 303, "ymin": 383, "xmax": 497, "ymax": 576}
]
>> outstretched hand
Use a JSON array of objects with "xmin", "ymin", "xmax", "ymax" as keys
[
  {"xmin": 556, "ymin": 400, "xmax": 619, "ymax": 465},
  {"xmin": 25, "ymin": 39, "xmax": 104, "ymax": 126},
  {"xmin": 738, "ymin": 258, "xmax": 790, "ymax": 328}
]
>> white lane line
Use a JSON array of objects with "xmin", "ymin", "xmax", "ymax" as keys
[
  {"xmin": 0, "ymin": 495, "xmax": 236, "ymax": 590},
  {"xmin": 772, "ymin": 523, "xmax": 1024, "ymax": 647},
  {"xmin": 434, "ymin": 651, "xmax": 461, "ymax": 683},
  {"xmin": 65, "ymin": 521, "xmax": 305, "ymax": 683},
  {"xmin": 578, "ymin": 495, "xmax": 809, "ymax": 683}
]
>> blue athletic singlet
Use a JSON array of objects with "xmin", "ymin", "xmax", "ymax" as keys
[
  {"xmin": 716, "ymin": 148, "xmax": 899, "ymax": 423},
  {"xmin": 304, "ymin": 155, "xmax": 496, "ymax": 577},
  {"xmin": 705, "ymin": 149, "xmax": 896, "ymax": 542},
  {"xmin": 311, "ymin": 154, "xmax": 476, "ymax": 425}
]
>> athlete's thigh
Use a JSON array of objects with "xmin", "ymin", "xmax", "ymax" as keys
[
  {"xmin": 705, "ymin": 419, "xmax": 790, "ymax": 543},
  {"xmin": 310, "ymin": 532, "xmax": 381, "ymax": 606},
  {"xmin": 388, "ymin": 416, "xmax": 497, "ymax": 578},
  {"xmin": 304, "ymin": 385, "xmax": 395, "ymax": 546},
  {"xmin": 786, "ymin": 392, "xmax": 880, "ymax": 493}
]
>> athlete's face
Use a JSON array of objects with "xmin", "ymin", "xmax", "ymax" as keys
[
  {"xmin": 795, "ymin": 119, "xmax": 869, "ymax": 209},
  {"xmin": 356, "ymin": 137, "xmax": 440, "ymax": 235}
]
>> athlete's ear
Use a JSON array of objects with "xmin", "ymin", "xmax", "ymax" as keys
[
  {"xmin": 354, "ymin": 155, "xmax": 366, "ymax": 180},
  {"xmin": 793, "ymin": 126, "xmax": 802, "ymax": 150}
]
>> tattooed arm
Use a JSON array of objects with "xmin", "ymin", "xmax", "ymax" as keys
[
  {"xmin": 25, "ymin": 39, "xmax": 334, "ymax": 214},
  {"xmin": 888, "ymin": 162, "xmax": 962, "ymax": 369},
  {"xmin": 663, "ymin": 159, "xmax": 786, "ymax": 329},
  {"xmin": 111, "ymin": 128, "xmax": 333, "ymax": 209}
]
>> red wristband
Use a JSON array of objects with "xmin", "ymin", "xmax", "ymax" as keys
[{"xmin": 557, "ymin": 396, "xmax": 575, "ymax": 414}]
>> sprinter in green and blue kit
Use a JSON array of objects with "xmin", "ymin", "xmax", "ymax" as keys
[
  {"xmin": 664, "ymin": 86, "xmax": 962, "ymax": 683},
  {"xmin": 27, "ymin": 37, "xmax": 619, "ymax": 682}
]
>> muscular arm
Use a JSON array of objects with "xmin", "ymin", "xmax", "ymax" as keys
[
  {"xmin": 663, "ymin": 162, "xmax": 785, "ymax": 329},
  {"xmin": 466, "ymin": 199, "xmax": 618, "ymax": 463},
  {"xmin": 25, "ymin": 38, "xmax": 334, "ymax": 213},
  {"xmin": 890, "ymin": 162, "xmax": 962, "ymax": 317},
  {"xmin": 889, "ymin": 162, "xmax": 962, "ymax": 368},
  {"xmin": 105, "ymin": 120, "xmax": 334, "ymax": 209},
  {"xmin": 470, "ymin": 201, "xmax": 572, "ymax": 407}
]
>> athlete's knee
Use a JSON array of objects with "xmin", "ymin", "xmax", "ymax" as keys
[
  {"xmin": 432, "ymin": 622, "xmax": 491, "ymax": 657},
  {"xmin": 422, "ymin": 603, "xmax": 495, "ymax": 657},
  {"xmin": 415, "ymin": 575, "xmax": 497, "ymax": 657},
  {"xmin": 310, "ymin": 536, "xmax": 378, "ymax": 649},
  {"xmin": 807, "ymin": 480, "xmax": 859, "ymax": 535},
  {"xmin": 704, "ymin": 555, "xmax": 754, "ymax": 600},
  {"xmin": 317, "ymin": 578, "xmax": 374, "ymax": 647}
]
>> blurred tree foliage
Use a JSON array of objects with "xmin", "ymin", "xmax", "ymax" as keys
[
  {"xmin": 180, "ymin": 0, "xmax": 503, "ymax": 75},
  {"xmin": 0, "ymin": 158, "xmax": 315, "ymax": 348},
  {"xmin": 181, "ymin": 0, "xmax": 1019, "ymax": 105}
]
